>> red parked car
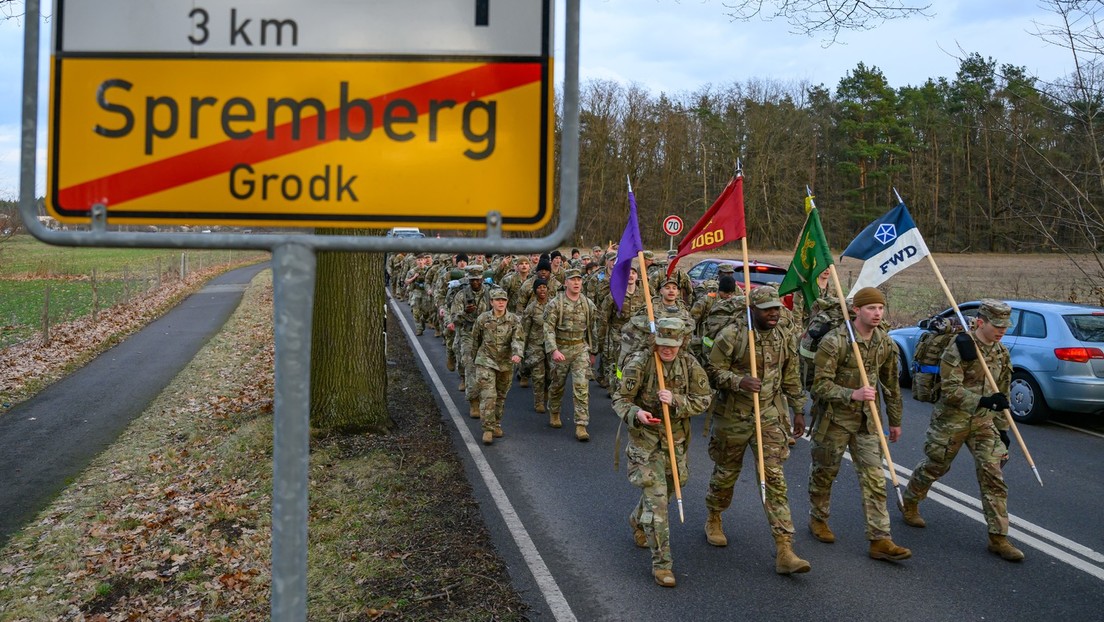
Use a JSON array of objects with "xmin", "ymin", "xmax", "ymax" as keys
[{"xmin": 685, "ymin": 258, "xmax": 794, "ymax": 309}]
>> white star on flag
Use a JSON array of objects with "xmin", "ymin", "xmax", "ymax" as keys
[{"xmin": 874, "ymin": 224, "xmax": 897, "ymax": 245}]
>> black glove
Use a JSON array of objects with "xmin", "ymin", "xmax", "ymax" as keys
[
  {"xmin": 955, "ymin": 333, "xmax": 977, "ymax": 361},
  {"xmin": 999, "ymin": 429, "xmax": 1011, "ymax": 449},
  {"xmin": 978, "ymin": 393, "xmax": 1010, "ymax": 411}
]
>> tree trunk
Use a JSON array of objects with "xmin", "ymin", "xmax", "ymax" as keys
[{"xmin": 310, "ymin": 228, "xmax": 393, "ymax": 434}]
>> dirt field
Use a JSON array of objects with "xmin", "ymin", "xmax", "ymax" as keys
[{"xmin": 692, "ymin": 250, "xmax": 1103, "ymax": 328}]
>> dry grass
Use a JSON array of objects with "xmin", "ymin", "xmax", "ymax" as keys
[
  {"xmin": 0, "ymin": 272, "xmax": 528, "ymax": 620},
  {"xmin": 691, "ymin": 250, "xmax": 1103, "ymax": 328}
]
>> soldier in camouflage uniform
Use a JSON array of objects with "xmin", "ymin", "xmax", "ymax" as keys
[
  {"xmin": 618, "ymin": 276, "xmax": 692, "ymax": 368},
  {"xmin": 518, "ymin": 259, "xmax": 561, "ymax": 314},
  {"xmin": 901, "ymin": 300, "xmax": 1023, "ymax": 561},
  {"xmin": 809, "ymin": 287, "xmax": 911, "ymax": 562},
  {"xmin": 520, "ymin": 278, "xmax": 553, "ymax": 413},
  {"xmin": 696, "ymin": 276, "xmax": 741, "ymax": 364},
  {"xmin": 614, "ymin": 318, "xmax": 712, "ymax": 588},
  {"xmin": 544, "ymin": 268, "xmax": 598, "ymax": 441},
  {"xmin": 471, "ymin": 288, "xmax": 524, "ymax": 445},
  {"xmin": 586, "ymin": 252, "xmax": 616, "ymax": 388},
  {"xmin": 442, "ymin": 264, "xmax": 467, "ymax": 372},
  {"xmin": 500, "ymin": 256, "xmax": 532, "ymax": 313},
  {"xmin": 703, "ymin": 286, "xmax": 811, "ymax": 575},
  {"xmin": 448, "ymin": 265, "xmax": 491, "ymax": 406},
  {"xmin": 404, "ymin": 253, "xmax": 431, "ymax": 335},
  {"xmin": 599, "ymin": 263, "xmax": 645, "ymax": 391}
]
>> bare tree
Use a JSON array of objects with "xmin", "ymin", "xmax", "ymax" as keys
[{"xmin": 722, "ymin": 0, "xmax": 931, "ymax": 43}]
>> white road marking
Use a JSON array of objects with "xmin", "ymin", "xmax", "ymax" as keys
[
  {"xmin": 1050, "ymin": 421, "xmax": 1104, "ymax": 440},
  {"xmin": 832, "ymin": 445, "xmax": 1104, "ymax": 580},
  {"xmin": 389, "ymin": 294, "xmax": 578, "ymax": 622}
]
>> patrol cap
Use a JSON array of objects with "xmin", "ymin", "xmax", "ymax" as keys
[
  {"xmin": 643, "ymin": 250, "xmax": 655, "ymax": 260},
  {"xmin": 659, "ymin": 275, "xmax": 679, "ymax": 288},
  {"xmin": 467, "ymin": 264, "xmax": 485, "ymax": 278},
  {"xmin": 604, "ymin": 251, "xmax": 617, "ymax": 263},
  {"xmin": 717, "ymin": 263, "xmax": 736, "ymax": 275},
  {"xmin": 704, "ymin": 279, "xmax": 719, "ymax": 292},
  {"xmin": 564, "ymin": 268, "xmax": 583, "ymax": 280},
  {"xmin": 489, "ymin": 287, "xmax": 509, "ymax": 300},
  {"xmin": 418, "ymin": 252, "xmax": 432, "ymax": 259},
  {"xmin": 592, "ymin": 245, "xmax": 603, "ymax": 254},
  {"xmin": 978, "ymin": 299, "xmax": 1013, "ymax": 327},
  {"xmin": 654, "ymin": 318, "xmax": 686, "ymax": 347},
  {"xmin": 667, "ymin": 249, "xmax": 678, "ymax": 259},
  {"xmin": 750, "ymin": 285, "xmax": 783, "ymax": 309}
]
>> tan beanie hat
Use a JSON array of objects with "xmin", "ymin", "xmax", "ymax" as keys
[{"xmin": 852, "ymin": 287, "xmax": 886, "ymax": 308}]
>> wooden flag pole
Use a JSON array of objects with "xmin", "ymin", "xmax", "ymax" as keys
[
  {"xmin": 826, "ymin": 264, "xmax": 905, "ymax": 506},
  {"xmin": 740, "ymin": 236, "xmax": 768, "ymax": 505},
  {"xmin": 636, "ymin": 249, "xmax": 686, "ymax": 522},
  {"xmin": 924, "ymin": 256, "xmax": 1043, "ymax": 486}
]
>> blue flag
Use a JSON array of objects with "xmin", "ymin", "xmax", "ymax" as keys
[
  {"xmin": 841, "ymin": 202, "xmax": 930, "ymax": 297},
  {"xmin": 611, "ymin": 190, "xmax": 644, "ymax": 312}
]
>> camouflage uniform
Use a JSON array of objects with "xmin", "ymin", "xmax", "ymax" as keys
[
  {"xmin": 518, "ymin": 273, "xmax": 562, "ymax": 313},
  {"xmin": 404, "ymin": 258, "xmax": 430, "ymax": 334},
  {"xmin": 500, "ymin": 263, "xmax": 532, "ymax": 313},
  {"xmin": 809, "ymin": 321, "xmax": 901, "ymax": 542},
  {"xmin": 619, "ymin": 294, "xmax": 692, "ymax": 369},
  {"xmin": 599, "ymin": 283, "xmax": 645, "ymax": 390},
  {"xmin": 704, "ymin": 288, "xmax": 807, "ymax": 539},
  {"xmin": 450, "ymin": 266, "xmax": 492, "ymax": 396},
  {"xmin": 520, "ymin": 294, "xmax": 553, "ymax": 411},
  {"xmin": 471, "ymin": 290, "xmax": 525, "ymax": 437},
  {"xmin": 904, "ymin": 301, "xmax": 1013, "ymax": 538},
  {"xmin": 613, "ymin": 318, "xmax": 712, "ymax": 576},
  {"xmin": 544, "ymin": 269, "xmax": 598, "ymax": 431}
]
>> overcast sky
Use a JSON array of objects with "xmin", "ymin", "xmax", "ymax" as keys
[{"xmin": 0, "ymin": 0, "xmax": 1078, "ymax": 200}]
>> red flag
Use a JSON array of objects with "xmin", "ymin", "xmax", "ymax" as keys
[{"xmin": 667, "ymin": 174, "xmax": 747, "ymax": 276}]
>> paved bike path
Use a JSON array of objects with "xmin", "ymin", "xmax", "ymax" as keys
[{"xmin": 0, "ymin": 262, "xmax": 270, "ymax": 547}]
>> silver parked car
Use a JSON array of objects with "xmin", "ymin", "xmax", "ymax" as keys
[{"xmin": 889, "ymin": 300, "xmax": 1104, "ymax": 423}]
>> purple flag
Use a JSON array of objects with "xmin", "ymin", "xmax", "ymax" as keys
[{"xmin": 611, "ymin": 189, "xmax": 644, "ymax": 311}]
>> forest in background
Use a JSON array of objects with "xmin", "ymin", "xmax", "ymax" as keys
[{"xmin": 544, "ymin": 6, "xmax": 1104, "ymax": 288}]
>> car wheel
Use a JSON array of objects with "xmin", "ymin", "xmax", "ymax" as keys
[
  {"xmin": 1009, "ymin": 371, "xmax": 1050, "ymax": 424},
  {"xmin": 898, "ymin": 350, "xmax": 912, "ymax": 388}
]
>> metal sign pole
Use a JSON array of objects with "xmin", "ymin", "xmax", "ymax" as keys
[{"xmin": 270, "ymin": 243, "xmax": 317, "ymax": 620}]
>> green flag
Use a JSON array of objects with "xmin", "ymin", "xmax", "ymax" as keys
[{"xmin": 779, "ymin": 208, "xmax": 834, "ymax": 307}]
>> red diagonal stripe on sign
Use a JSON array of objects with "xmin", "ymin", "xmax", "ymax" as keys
[{"xmin": 57, "ymin": 62, "xmax": 541, "ymax": 211}]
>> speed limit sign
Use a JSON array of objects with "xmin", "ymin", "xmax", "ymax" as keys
[{"xmin": 663, "ymin": 215, "xmax": 684, "ymax": 236}]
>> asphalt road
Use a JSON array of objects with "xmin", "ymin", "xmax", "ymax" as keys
[
  {"xmin": 0, "ymin": 261, "xmax": 270, "ymax": 547},
  {"xmin": 391, "ymin": 295, "xmax": 1104, "ymax": 622}
]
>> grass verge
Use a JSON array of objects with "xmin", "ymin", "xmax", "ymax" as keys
[{"xmin": 0, "ymin": 271, "xmax": 529, "ymax": 621}]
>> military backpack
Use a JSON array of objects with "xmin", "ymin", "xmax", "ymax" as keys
[
  {"xmin": 910, "ymin": 315, "xmax": 963, "ymax": 403},
  {"xmin": 797, "ymin": 297, "xmax": 846, "ymax": 389}
]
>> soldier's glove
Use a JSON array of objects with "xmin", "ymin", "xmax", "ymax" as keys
[
  {"xmin": 978, "ymin": 392, "xmax": 1009, "ymax": 411},
  {"xmin": 999, "ymin": 429, "xmax": 1011, "ymax": 450},
  {"xmin": 955, "ymin": 333, "xmax": 978, "ymax": 361}
]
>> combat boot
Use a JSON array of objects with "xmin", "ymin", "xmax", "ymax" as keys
[
  {"xmin": 899, "ymin": 499, "xmax": 926, "ymax": 528},
  {"xmin": 575, "ymin": 425, "xmax": 590, "ymax": 442},
  {"xmin": 774, "ymin": 535, "xmax": 811, "ymax": 575},
  {"xmin": 653, "ymin": 568, "xmax": 676, "ymax": 588},
  {"xmin": 535, "ymin": 401, "xmax": 546, "ymax": 414},
  {"xmin": 549, "ymin": 412, "xmax": 562, "ymax": 428},
  {"xmin": 809, "ymin": 517, "xmax": 835, "ymax": 543},
  {"xmin": 493, "ymin": 425, "xmax": 504, "ymax": 438},
  {"xmin": 869, "ymin": 538, "xmax": 912, "ymax": 561},
  {"xmin": 469, "ymin": 400, "xmax": 480, "ymax": 419},
  {"xmin": 446, "ymin": 352, "xmax": 456, "ymax": 371},
  {"xmin": 481, "ymin": 431, "xmax": 493, "ymax": 445},
  {"xmin": 458, "ymin": 379, "xmax": 466, "ymax": 392},
  {"xmin": 705, "ymin": 511, "xmax": 728, "ymax": 547},
  {"xmin": 629, "ymin": 514, "xmax": 648, "ymax": 548},
  {"xmin": 987, "ymin": 534, "xmax": 1025, "ymax": 562},
  {"xmin": 519, "ymin": 376, "xmax": 530, "ymax": 388}
]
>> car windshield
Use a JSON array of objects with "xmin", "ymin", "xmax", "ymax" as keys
[{"xmin": 1064, "ymin": 314, "xmax": 1104, "ymax": 342}]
